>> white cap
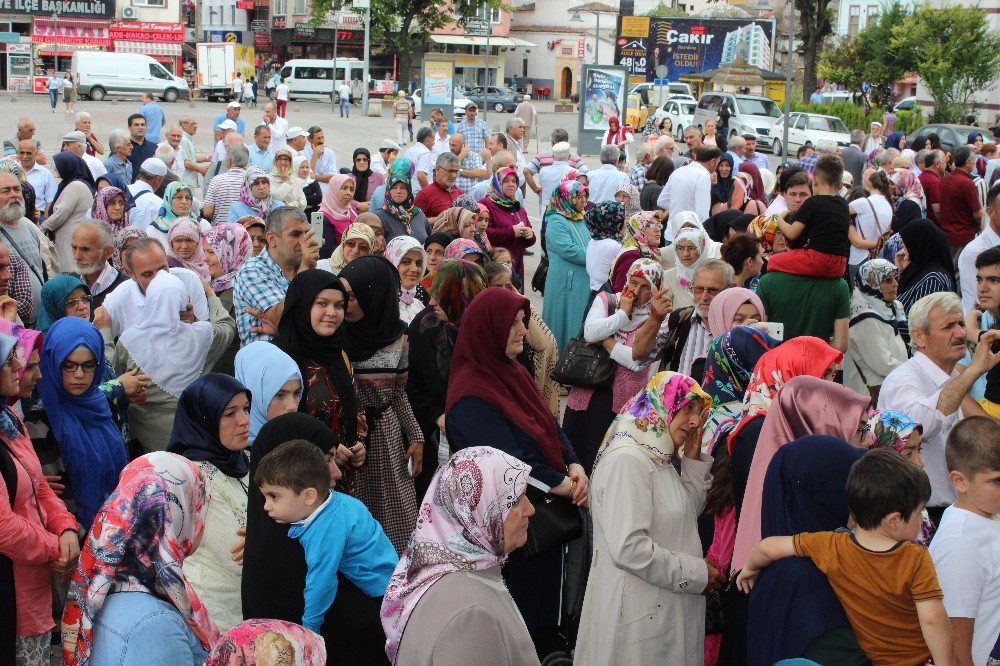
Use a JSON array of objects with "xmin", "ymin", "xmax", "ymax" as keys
[
  {"xmin": 552, "ymin": 141, "xmax": 571, "ymax": 153},
  {"xmin": 523, "ymin": 94, "xmax": 531, "ymax": 100},
  {"xmin": 842, "ymin": 171, "xmax": 854, "ymax": 186},
  {"xmin": 227, "ymin": 100, "xmax": 242, "ymax": 108},
  {"xmin": 61, "ymin": 130, "xmax": 87, "ymax": 144},
  {"xmin": 140, "ymin": 157, "xmax": 168, "ymax": 177},
  {"xmin": 380, "ymin": 139, "xmax": 401, "ymax": 152},
  {"xmin": 218, "ymin": 119, "xmax": 238, "ymax": 131},
  {"xmin": 286, "ymin": 127, "xmax": 308, "ymax": 139}
]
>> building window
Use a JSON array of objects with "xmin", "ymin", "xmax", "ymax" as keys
[
  {"xmin": 847, "ymin": 5, "xmax": 860, "ymax": 35},
  {"xmin": 274, "ymin": 0, "xmax": 287, "ymax": 16},
  {"xmin": 294, "ymin": 0, "xmax": 306, "ymax": 14},
  {"xmin": 866, "ymin": 4, "xmax": 878, "ymax": 25},
  {"xmin": 472, "ymin": 5, "xmax": 501, "ymax": 23}
]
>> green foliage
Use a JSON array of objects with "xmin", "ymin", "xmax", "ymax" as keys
[
  {"xmin": 795, "ymin": 0, "xmax": 836, "ymax": 102},
  {"xmin": 642, "ymin": 1, "xmax": 690, "ymax": 17},
  {"xmin": 892, "ymin": 5, "xmax": 1000, "ymax": 123},
  {"xmin": 789, "ymin": 101, "xmax": 923, "ymax": 133}
]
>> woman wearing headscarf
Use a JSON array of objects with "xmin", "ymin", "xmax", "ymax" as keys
[
  {"xmin": 204, "ymin": 222, "xmax": 252, "ymax": 305},
  {"xmin": 564, "ymin": 258, "xmax": 667, "ymax": 473},
  {"xmin": 385, "ymin": 235, "xmax": 428, "ymax": 324},
  {"xmin": 896, "ymin": 218, "xmax": 955, "ymax": 313},
  {"xmin": 584, "ymin": 202, "xmax": 625, "ymax": 292},
  {"xmin": 706, "ymin": 287, "xmax": 767, "ymax": 339},
  {"xmin": 885, "ymin": 130, "xmax": 906, "ymax": 152},
  {"xmin": 846, "ymin": 259, "xmax": 908, "ymax": 400},
  {"xmin": 444, "ymin": 237, "xmax": 485, "ymax": 264},
  {"xmin": 970, "ymin": 130, "xmax": 988, "ymax": 176},
  {"xmin": 662, "ymin": 226, "xmax": 709, "ymax": 310},
  {"xmin": 747, "ymin": 212, "xmax": 790, "ymax": 258},
  {"xmin": 43, "ymin": 152, "xmax": 96, "ymax": 270},
  {"xmin": 319, "ymin": 173, "xmax": 360, "ymax": 256},
  {"xmin": 0, "ymin": 327, "xmax": 78, "ymax": 666},
  {"xmin": 90, "ymin": 185, "xmax": 129, "ymax": 235},
  {"xmin": 744, "ymin": 435, "xmax": 867, "ymax": 665},
  {"xmin": 712, "ymin": 154, "xmax": 737, "ymax": 210},
  {"xmin": 234, "ymin": 341, "xmax": 301, "ymax": 447},
  {"xmin": 321, "ymin": 221, "xmax": 375, "ymax": 274},
  {"xmin": 227, "ymin": 166, "xmax": 284, "ymax": 224},
  {"xmin": 268, "ymin": 147, "xmax": 307, "ymax": 209},
  {"xmin": 479, "ymin": 167, "xmax": 535, "ymax": 277},
  {"xmin": 430, "ymin": 205, "xmax": 475, "ymax": 239},
  {"xmin": 242, "ymin": 413, "xmax": 389, "ymax": 663},
  {"xmin": 446, "ymin": 287, "xmax": 588, "ymax": 655},
  {"xmin": 205, "ymin": 619, "xmax": 326, "ymax": 666},
  {"xmin": 166, "ymin": 217, "xmax": 211, "ymax": 280},
  {"xmin": 61, "ymin": 452, "xmax": 219, "ymax": 665},
  {"xmin": 576, "ymin": 372, "xmax": 716, "ymax": 665},
  {"xmin": 111, "ymin": 226, "xmax": 147, "ymax": 272},
  {"xmin": 601, "ymin": 116, "xmax": 633, "ymax": 162},
  {"xmin": 738, "ymin": 162, "xmax": 768, "ymax": 204},
  {"xmin": 376, "ymin": 160, "xmax": 429, "ymax": 244},
  {"xmin": 148, "ymin": 181, "xmax": 211, "ymax": 250},
  {"xmin": 34, "ymin": 316, "xmax": 126, "ymax": 532},
  {"xmin": 423, "ymin": 231, "xmax": 450, "ymax": 273},
  {"xmin": 543, "ymin": 180, "xmax": 593, "ymax": 353},
  {"xmin": 609, "ymin": 210, "xmax": 661, "ymax": 291},
  {"xmin": 332, "ymin": 256, "xmax": 420, "ymax": 552},
  {"xmin": 613, "ymin": 181, "xmax": 642, "ymax": 219},
  {"xmin": 381, "ymin": 446, "xmax": 538, "ymax": 666},
  {"xmin": 889, "ymin": 167, "xmax": 926, "ymax": 217},
  {"xmin": 240, "ymin": 215, "xmax": 267, "ymax": 257},
  {"xmin": 167, "ymin": 374, "xmax": 251, "ymax": 633},
  {"xmin": 295, "ymin": 155, "xmax": 323, "ymax": 217},
  {"xmin": 351, "ymin": 148, "xmax": 385, "ymax": 213},
  {"xmin": 98, "ymin": 270, "xmax": 236, "ymax": 453}
]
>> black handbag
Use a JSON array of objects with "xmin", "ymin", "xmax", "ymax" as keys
[
  {"xmin": 531, "ymin": 253, "xmax": 548, "ymax": 294},
  {"xmin": 523, "ymin": 476, "xmax": 584, "ymax": 560},
  {"xmin": 550, "ymin": 293, "xmax": 618, "ymax": 389}
]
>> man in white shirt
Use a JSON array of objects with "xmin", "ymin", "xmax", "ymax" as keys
[
  {"xmin": 285, "ymin": 127, "xmax": 309, "ymax": 157},
  {"xmin": 158, "ymin": 125, "xmax": 185, "ymax": 177},
  {"xmin": 504, "ymin": 117, "xmax": 527, "ymax": 181},
  {"xmin": 302, "ymin": 127, "xmax": 337, "ymax": 191},
  {"xmin": 338, "ymin": 81, "xmax": 352, "ymax": 118},
  {"xmin": 657, "ymin": 146, "xmax": 720, "ymax": 228},
  {"xmin": 879, "ymin": 292, "xmax": 996, "ymax": 519},
  {"xmin": 61, "ymin": 131, "xmax": 107, "ymax": 182},
  {"xmin": 430, "ymin": 118, "xmax": 451, "ymax": 160},
  {"xmin": 403, "ymin": 127, "xmax": 435, "ymax": 194},
  {"xmin": 586, "ymin": 145, "xmax": 630, "ymax": 204},
  {"xmin": 534, "ymin": 141, "xmax": 574, "ymax": 212},
  {"xmin": 262, "ymin": 102, "xmax": 289, "ymax": 150},
  {"xmin": 214, "ymin": 119, "xmax": 239, "ymax": 163},
  {"xmin": 958, "ymin": 181, "xmax": 1000, "ymax": 312},
  {"xmin": 371, "ymin": 139, "xmax": 399, "ymax": 175},
  {"xmin": 18, "ymin": 140, "xmax": 56, "ymax": 215},
  {"xmin": 127, "ymin": 158, "xmax": 167, "ymax": 229}
]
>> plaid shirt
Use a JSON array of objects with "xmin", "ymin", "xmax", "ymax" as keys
[
  {"xmin": 457, "ymin": 150, "xmax": 485, "ymax": 192},
  {"xmin": 8, "ymin": 253, "xmax": 31, "ymax": 325},
  {"xmin": 455, "ymin": 117, "xmax": 491, "ymax": 155},
  {"xmin": 233, "ymin": 247, "xmax": 289, "ymax": 345},
  {"xmin": 796, "ymin": 152, "xmax": 821, "ymax": 175},
  {"xmin": 629, "ymin": 161, "xmax": 649, "ymax": 188}
]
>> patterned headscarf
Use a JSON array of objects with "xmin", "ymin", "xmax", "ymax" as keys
[
  {"xmin": 673, "ymin": 226, "xmax": 708, "ymax": 295},
  {"xmin": 748, "ymin": 214, "xmax": 779, "ymax": 254},
  {"xmin": 561, "ymin": 168, "xmax": 587, "ymax": 185},
  {"xmin": 90, "ymin": 186, "xmax": 129, "ymax": 234},
  {"xmin": 584, "ymin": 202, "xmax": 625, "ymax": 242},
  {"xmin": 0, "ymin": 158, "xmax": 25, "ymax": 181},
  {"xmin": 622, "ymin": 258, "xmax": 662, "ymax": 319},
  {"xmin": 62, "ymin": 452, "xmax": 219, "ymax": 665},
  {"xmin": 614, "ymin": 182, "xmax": 642, "ymax": 219},
  {"xmin": 154, "ymin": 181, "xmax": 198, "ymax": 232},
  {"xmin": 328, "ymin": 222, "xmax": 375, "ymax": 273},
  {"xmin": 888, "ymin": 168, "xmax": 924, "ymax": 210},
  {"xmin": 451, "ymin": 192, "xmax": 480, "ymax": 213},
  {"xmin": 167, "ymin": 217, "xmax": 211, "ymax": 281},
  {"xmin": 432, "ymin": 206, "xmax": 477, "ymax": 237},
  {"xmin": 111, "ymin": 226, "xmax": 147, "ymax": 271},
  {"xmin": 381, "ymin": 447, "xmax": 531, "ymax": 664},
  {"xmin": 205, "ymin": 619, "xmax": 326, "ymax": 666},
  {"xmin": 486, "ymin": 166, "xmax": 521, "ymax": 212},
  {"xmin": 851, "ymin": 258, "xmax": 907, "ymax": 338},
  {"xmin": 204, "ymin": 223, "xmax": 252, "ymax": 293},
  {"xmin": 445, "ymin": 238, "xmax": 483, "ymax": 262},
  {"xmin": 381, "ymin": 158, "xmax": 417, "ymax": 226},
  {"xmin": 427, "ymin": 259, "xmax": 487, "ymax": 326},
  {"xmin": 546, "ymin": 180, "xmax": 586, "ymax": 221},
  {"xmin": 620, "ymin": 211, "xmax": 659, "ymax": 259},
  {"xmin": 240, "ymin": 166, "xmax": 275, "ymax": 217}
]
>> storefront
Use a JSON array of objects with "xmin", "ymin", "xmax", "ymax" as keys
[
  {"xmin": 270, "ymin": 24, "xmax": 365, "ymax": 61},
  {"xmin": 7, "ymin": 42, "xmax": 31, "ymax": 92},
  {"xmin": 31, "ymin": 16, "xmax": 111, "ymax": 83},
  {"xmin": 110, "ymin": 21, "xmax": 185, "ymax": 73}
]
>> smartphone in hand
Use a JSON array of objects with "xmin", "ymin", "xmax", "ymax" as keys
[{"xmin": 310, "ymin": 211, "xmax": 325, "ymax": 240}]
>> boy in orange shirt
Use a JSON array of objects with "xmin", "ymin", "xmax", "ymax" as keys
[{"xmin": 737, "ymin": 449, "xmax": 955, "ymax": 666}]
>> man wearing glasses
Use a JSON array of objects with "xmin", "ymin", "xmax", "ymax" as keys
[{"xmin": 413, "ymin": 152, "xmax": 463, "ymax": 223}]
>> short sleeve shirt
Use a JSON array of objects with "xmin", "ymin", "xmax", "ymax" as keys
[
  {"xmin": 233, "ymin": 248, "xmax": 290, "ymax": 345},
  {"xmin": 939, "ymin": 169, "xmax": 982, "ymax": 246},
  {"xmin": 788, "ymin": 194, "xmax": 851, "ymax": 257},
  {"xmin": 918, "ymin": 171, "xmax": 942, "ymax": 223},
  {"xmin": 756, "ymin": 271, "xmax": 851, "ymax": 341}
]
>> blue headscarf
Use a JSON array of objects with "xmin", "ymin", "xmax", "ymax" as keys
[
  {"xmin": 36, "ymin": 317, "xmax": 126, "ymax": 530},
  {"xmin": 37, "ymin": 274, "xmax": 89, "ymax": 334},
  {"xmin": 0, "ymin": 331, "xmax": 21, "ymax": 443},
  {"xmin": 885, "ymin": 131, "xmax": 906, "ymax": 151},
  {"xmin": 747, "ymin": 435, "xmax": 865, "ymax": 665},
  {"xmin": 235, "ymin": 341, "xmax": 302, "ymax": 445},
  {"xmin": 167, "ymin": 373, "xmax": 251, "ymax": 478}
]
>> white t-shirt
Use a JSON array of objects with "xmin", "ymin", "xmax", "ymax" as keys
[
  {"xmin": 275, "ymin": 83, "xmax": 289, "ymax": 101},
  {"xmin": 848, "ymin": 193, "xmax": 893, "ymax": 265},
  {"xmin": 232, "ymin": 78, "xmax": 241, "ymax": 94},
  {"xmin": 242, "ymin": 81, "xmax": 255, "ymax": 99},
  {"xmin": 930, "ymin": 505, "xmax": 1000, "ymax": 666},
  {"xmin": 765, "ymin": 195, "xmax": 788, "ymax": 216},
  {"xmin": 338, "ymin": 83, "xmax": 351, "ymax": 100}
]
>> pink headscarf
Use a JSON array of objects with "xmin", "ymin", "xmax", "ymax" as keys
[
  {"xmin": 707, "ymin": 288, "xmax": 766, "ymax": 338},
  {"xmin": 0, "ymin": 319, "xmax": 41, "ymax": 406},
  {"xmin": 738, "ymin": 162, "xmax": 766, "ymax": 202},
  {"xmin": 204, "ymin": 223, "xmax": 252, "ymax": 293},
  {"xmin": 205, "ymin": 618, "xmax": 326, "ymax": 665},
  {"xmin": 319, "ymin": 173, "xmax": 359, "ymax": 240},
  {"xmin": 166, "ymin": 218, "xmax": 211, "ymax": 281},
  {"xmin": 381, "ymin": 447, "xmax": 530, "ymax": 664},
  {"xmin": 730, "ymin": 375, "xmax": 870, "ymax": 573}
]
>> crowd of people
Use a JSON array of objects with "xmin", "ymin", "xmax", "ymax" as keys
[{"xmin": 1, "ymin": 91, "xmax": 1000, "ymax": 666}]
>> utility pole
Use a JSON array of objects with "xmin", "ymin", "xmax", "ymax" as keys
[{"xmin": 355, "ymin": 0, "xmax": 371, "ymax": 115}]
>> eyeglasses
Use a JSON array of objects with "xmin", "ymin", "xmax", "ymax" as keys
[
  {"xmin": 437, "ymin": 167, "xmax": 460, "ymax": 175},
  {"xmin": 65, "ymin": 295, "xmax": 92, "ymax": 308},
  {"xmin": 692, "ymin": 286, "xmax": 723, "ymax": 297},
  {"xmin": 643, "ymin": 222, "xmax": 663, "ymax": 230},
  {"xmin": 61, "ymin": 360, "xmax": 98, "ymax": 374}
]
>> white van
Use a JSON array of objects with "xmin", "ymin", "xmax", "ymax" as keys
[
  {"xmin": 72, "ymin": 51, "xmax": 189, "ymax": 102},
  {"xmin": 279, "ymin": 58, "xmax": 364, "ymax": 101},
  {"xmin": 693, "ymin": 92, "xmax": 782, "ymax": 152}
]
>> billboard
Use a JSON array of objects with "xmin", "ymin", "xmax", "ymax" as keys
[
  {"xmin": 420, "ymin": 60, "xmax": 455, "ymax": 120},
  {"xmin": 615, "ymin": 15, "xmax": 776, "ymax": 85},
  {"xmin": 577, "ymin": 64, "xmax": 628, "ymax": 155}
]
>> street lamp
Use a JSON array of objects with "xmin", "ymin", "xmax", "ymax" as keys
[{"xmin": 52, "ymin": 13, "xmax": 60, "ymax": 74}]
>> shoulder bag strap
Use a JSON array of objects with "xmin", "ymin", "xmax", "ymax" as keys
[{"xmin": 0, "ymin": 226, "xmax": 44, "ymax": 286}]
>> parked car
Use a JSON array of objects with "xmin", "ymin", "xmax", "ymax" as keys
[
  {"xmin": 625, "ymin": 94, "xmax": 648, "ymax": 131},
  {"xmin": 693, "ymin": 92, "xmax": 782, "ymax": 152},
  {"xmin": 651, "ymin": 96, "xmax": 697, "ymax": 139},
  {"xmin": 907, "ymin": 124, "xmax": 984, "ymax": 153},
  {"xmin": 630, "ymin": 82, "xmax": 693, "ymax": 105},
  {"xmin": 770, "ymin": 112, "xmax": 851, "ymax": 157},
  {"xmin": 411, "ymin": 88, "xmax": 473, "ymax": 118},
  {"xmin": 894, "ymin": 96, "xmax": 917, "ymax": 111},
  {"xmin": 462, "ymin": 85, "xmax": 522, "ymax": 112}
]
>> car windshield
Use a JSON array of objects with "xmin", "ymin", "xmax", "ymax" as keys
[
  {"xmin": 679, "ymin": 102, "xmax": 695, "ymax": 115},
  {"xmin": 806, "ymin": 116, "xmax": 849, "ymax": 133},
  {"xmin": 735, "ymin": 98, "xmax": 781, "ymax": 118}
]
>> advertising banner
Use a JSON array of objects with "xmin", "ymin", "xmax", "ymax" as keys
[
  {"xmin": 3, "ymin": 0, "xmax": 114, "ymax": 19},
  {"xmin": 615, "ymin": 15, "xmax": 776, "ymax": 85},
  {"xmin": 204, "ymin": 30, "xmax": 243, "ymax": 43},
  {"xmin": 109, "ymin": 21, "xmax": 184, "ymax": 42},
  {"xmin": 31, "ymin": 19, "xmax": 110, "ymax": 46},
  {"xmin": 420, "ymin": 60, "xmax": 454, "ymax": 120},
  {"xmin": 577, "ymin": 64, "xmax": 629, "ymax": 155}
]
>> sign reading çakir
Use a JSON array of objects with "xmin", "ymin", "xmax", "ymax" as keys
[
  {"xmin": 110, "ymin": 21, "xmax": 184, "ymax": 42},
  {"xmin": 0, "ymin": 0, "xmax": 114, "ymax": 18}
]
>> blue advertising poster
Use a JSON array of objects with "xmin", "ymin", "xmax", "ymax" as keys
[
  {"xmin": 421, "ymin": 60, "xmax": 455, "ymax": 112},
  {"xmin": 615, "ymin": 15, "xmax": 776, "ymax": 85},
  {"xmin": 577, "ymin": 65, "xmax": 629, "ymax": 155}
]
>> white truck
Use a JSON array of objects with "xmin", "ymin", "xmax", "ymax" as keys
[{"xmin": 196, "ymin": 42, "xmax": 255, "ymax": 101}]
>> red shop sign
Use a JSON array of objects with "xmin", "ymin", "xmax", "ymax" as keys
[
  {"xmin": 254, "ymin": 32, "xmax": 271, "ymax": 48},
  {"xmin": 31, "ymin": 20, "xmax": 111, "ymax": 47},
  {"xmin": 109, "ymin": 21, "xmax": 185, "ymax": 42},
  {"xmin": 236, "ymin": 1, "xmax": 256, "ymax": 9}
]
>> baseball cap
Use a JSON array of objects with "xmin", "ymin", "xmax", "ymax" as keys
[
  {"xmin": 286, "ymin": 127, "xmax": 308, "ymax": 139},
  {"xmin": 61, "ymin": 130, "xmax": 87, "ymax": 144},
  {"xmin": 380, "ymin": 139, "xmax": 401, "ymax": 152},
  {"xmin": 218, "ymin": 119, "xmax": 238, "ymax": 131},
  {"xmin": 465, "ymin": 102, "xmax": 478, "ymax": 110},
  {"xmin": 140, "ymin": 157, "xmax": 168, "ymax": 177},
  {"xmin": 228, "ymin": 100, "xmax": 242, "ymax": 109}
]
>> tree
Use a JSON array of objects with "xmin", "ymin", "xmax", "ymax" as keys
[
  {"xmin": 893, "ymin": 5, "xmax": 1000, "ymax": 122},
  {"xmin": 795, "ymin": 0, "xmax": 835, "ymax": 103}
]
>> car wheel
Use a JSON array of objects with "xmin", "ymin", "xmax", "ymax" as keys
[
  {"xmin": 771, "ymin": 138, "xmax": 782, "ymax": 157},
  {"xmin": 89, "ymin": 86, "xmax": 106, "ymax": 102},
  {"xmin": 494, "ymin": 102, "xmax": 505, "ymax": 112},
  {"xmin": 164, "ymin": 88, "xmax": 179, "ymax": 103}
]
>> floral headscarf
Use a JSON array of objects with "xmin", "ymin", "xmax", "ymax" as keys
[
  {"xmin": 204, "ymin": 618, "xmax": 326, "ymax": 666},
  {"xmin": 381, "ymin": 159, "xmax": 417, "ymax": 227},
  {"xmin": 595, "ymin": 371, "xmax": 712, "ymax": 467},
  {"xmin": 240, "ymin": 166, "xmax": 275, "ymax": 217},
  {"xmin": 0, "ymin": 319, "xmax": 41, "ymax": 405},
  {"xmin": 426, "ymin": 259, "xmax": 487, "ymax": 326},
  {"xmin": 90, "ymin": 186, "xmax": 129, "ymax": 234},
  {"xmin": 486, "ymin": 166, "xmax": 521, "ymax": 212},
  {"xmin": 851, "ymin": 258, "xmax": 907, "ymax": 338},
  {"xmin": 111, "ymin": 226, "xmax": 147, "ymax": 271},
  {"xmin": 622, "ymin": 258, "xmax": 662, "ymax": 319},
  {"xmin": 62, "ymin": 452, "xmax": 219, "ymax": 665},
  {"xmin": 381, "ymin": 447, "xmax": 531, "ymax": 664},
  {"xmin": 328, "ymin": 222, "xmax": 375, "ymax": 273},
  {"xmin": 673, "ymin": 226, "xmax": 708, "ymax": 295},
  {"xmin": 561, "ymin": 169, "xmax": 587, "ymax": 185},
  {"xmin": 546, "ymin": 180, "xmax": 586, "ymax": 221},
  {"xmin": 0, "ymin": 158, "xmax": 26, "ymax": 181},
  {"xmin": 154, "ymin": 181, "xmax": 198, "ymax": 232},
  {"xmin": 445, "ymin": 238, "xmax": 483, "ymax": 262},
  {"xmin": 584, "ymin": 202, "xmax": 625, "ymax": 242},
  {"xmin": 888, "ymin": 168, "xmax": 924, "ymax": 210},
  {"xmin": 432, "ymin": 206, "xmax": 477, "ymax": 237},
  {"xmin": 748, "ymin": 214, "xmax": 779, "ymax": 253},
  {"xmin": 614, "ymin": 182, "xmax": 642, "ymax": 219},
  {"xmin": 204, "ymin": 223, "xmax": 252, "ymax": 293},
  {"xmin": 167, "ymin": 217, "xmax": 211, "ymax": 281},
  {"xmin": 620, "ymin": 211, "xmax": 659, "ymax": 259}
]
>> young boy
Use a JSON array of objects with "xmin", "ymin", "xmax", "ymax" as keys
[
  {"xmin": 737, "ymin": 449, "xmax": 955, "ymax": 666},
  {"xmin": 930, "ymin": 416, "xmax": 1000, "ymax": 666},
  {"xmin": 255, "ymin": 439, "xmax": 398, "ymax": 633},
  {"xmin": 766, "ymin": 154, "xmax": 869, "ymax": 279}
]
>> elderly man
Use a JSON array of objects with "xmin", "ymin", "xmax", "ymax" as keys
[
  {"xmin": 154, "ymin": 143, "xmax": 180, "ymax": 197},
  {"xmin": 75, "ymin": 111, "xmax": 104, "ymax": 156},
  {"xmin": 61, "ymin": 131, "xmax": 107, "ymax": 182},
  {"xmin": 504, "ymin": 117, "xmax": 527, "ymax": 180},
  {"xmin": 71, "ymin": 219, "xmax": 127, "ymax": 309},
  {"xmin": 203, "ymin": 132, "xmax": 246, "ymax": 194},
  {"xmin": 178, "ymin": 116, "xmax": 209, "ymax": 188},
  {"xmin": 262, "ymin": 101, "xmax": 289, "ymax": 150},
  {"xmin": 4, "ymin": 117, "xmax": 45, "ymax": 164},
  {"xmin": 285, "ymin": 127, "xmax": 308, "ymax": 156},
  {"xmin": 743, "ymin": 135, "xmax": 769, "ymax": 172},
  {"xmin": 879, "ymin": 292, "xmax": 996, "ymax": 523},
  {"xmin": 19, "ymin": 140, "xmax": 56, "ymax": 215},
  {"xmin": 371, "ymin": 139, "xmax": 399, "ymax": 176},
  {"xmin": 528, "ymin": 142, "xmax": 573, "ymax": 212},
  {"xmin": 213, "ymin": 119, "xmax": 239, "ymax": 163},
  {"xmin": 682, "ymin": 126, "xmax": 703, "ymax": 160},
  {"xmin": 203, "ymin": 143, "xmax": 249, "ymax": 223},
  {"xmin": 657, "ymin": 146, "xmax": 720, "ymax": 223},
  {"xmin": 452, "ymin": 133, "xmax": 487, "ymax": 192},
  {"xmin": 303, "ymin": 126, "xmax": 336, "ymax": 190},
  {"xmin": 0, "ymin": 172, "xmax": 44, "ymax": 323},
  {"xmin": 159, "ymin": 125, "xmax": 184, "ymax": 176},
  {"xmin": 587, "ymin": 145, "xmax": 630, "ymax": 204},
  {"xmin": 413, "ymin": 152, "xmax": 463, "ymax": 222},
  {"xmin": 0, "ymin": 240, "xmax": 31, "ymax": 325},
  {"xmin": 127, "ymin": 158, "xmax": 167, "ymax": 229},
  {"xmin": 403, "ymin": 127, "xmax": 435, "ymax": 193},
  {"xmin": 454, "ymin": 103, "xmax": 491, "ymax": 156},
  {"xmin": 214, "ymin": 101, "xmax": 246, "ymax": 142},
  {"xmin": 104, "ymin": 128, "xmax": 134, "ymax": 186},
  {"xmin": 248, "ymin": 124, "xmax": 274, "ymax": 173},
  {"xmin": 515, "ymin": 94, "xmax": 539, "ymax": 145},
  {"xmin": 841, "ymin": 130, "xmax": 866, "ymax": 186},
  {"xmin": 629, "ymin": 142, "xmax": 654, "ymax": 189},
  {"xmin": 941, "ymin": 146, "xmax": 984, "ymax": 259},
  {"xmin": 726, "ymin": 135, "xmax": 746, "ymax": 167},
  {"xmin": 126, "ymin": 114, "xmax": 157, "ymax": 183},
  {"xmin": 653, "ymin": 135, "xmax": 676, "ymax": 161}
]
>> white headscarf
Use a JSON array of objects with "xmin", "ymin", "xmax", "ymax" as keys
[{"xmin": 118, "ymin": 271, "xmax": 213, "ymax": 397}]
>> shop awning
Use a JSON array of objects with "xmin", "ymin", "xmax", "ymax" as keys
[
  {"xmin": 32, "ymin": 18, "xmax": 110, "ymax": 47},
  {"xmin": 113, "ymin": 40, "xmax": 182, "ymax": 56},
  {"xmin": 429, "ymin": 34, "xmax": 535, "ymax": 47}
]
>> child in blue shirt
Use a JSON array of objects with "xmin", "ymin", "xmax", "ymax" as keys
[{"xmin": 255, "ymin": 439, "xmax": 398, "ymax": 633}]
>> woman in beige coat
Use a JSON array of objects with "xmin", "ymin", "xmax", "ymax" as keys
[
  {"xmin": 268, "ymin": 147, "xmax": 307, "ymax": 209},
  {"xmin": 576, "ymin": 371, "xmax": 723, "ymax": 666}
]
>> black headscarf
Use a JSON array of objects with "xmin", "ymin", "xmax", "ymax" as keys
[
  {"xmin": 891, "ymin": 199, "xmax": 922, "ymax": 233},
  {"xmin": 424, "ymin": 231, "xmax": 454, "ymax": 251},
  {"xmin": 704, "ymin": 209, "xmax": 744, "ymax": 243},
  {"xmin": 351, "ymin": 148, "xmax": 373, "ymax": 205},
  {"xmin": 711, "ymin": 154, "xmax": 735, "ymax": 205},
  {"xmin": 338, "ymin": 255, "xmax": 407, "ymax": 363},
  {"xmin": 19, "ymin": 181, "xmax": 36, "ymax": 222},
  {"xmin": 897, "ymin": 218, "xmax": 955, "ymax": 294},
  {"xmin": 53, "ymin": 151, "xmax": 97, "ymax": 204},
  {"xmin": 274, "ymin": 269, "xmax": 358, "ymax": 447},
  {"xmin": 167, "ymin": 373, "xmax": 251, "ymax": 478}
]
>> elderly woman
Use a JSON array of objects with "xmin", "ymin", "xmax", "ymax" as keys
[
  {"xmin": 204, "ymin": 222, "xmax": 253, "ymax": 306},
  {"xmin": 43, "ymin": 152, "xmax": 96, "ymax": 271},
  {"xmin": 61, "ymin": 452, "xmax": 219, "ymax": 665},
  {"xmin": 167, "ymin": 218, "xmax": 211, "ymax": 280},
  {"xmin": 663, "ymin": 226, "xmax": 709, "ymax": 309},
  {"xmin": 381, "ymin": 447, "xmax": 538, "ymax": 666},
  {"xmin": 240, "ymin": 215, "xmax": 267, "ymax": 257},
  {"xmin": 845, "ymin": 259, "xmax": 908, "ymax": 399},
  {"xmin": 149, "ymin": 181, "xmax": 212, "ymax": 250},
  {"xmin": 576, "ymin": 372, "xmax": 717, "ymax": 665},
  {"xmin": 269, "ymin": 147, "xmax": 307, "ymax": 209},
  {"xmin": 543, "ymin": 181, "xmax": 592, "ymax": 353},
  {"xmin": 385, "ymin": 235, "xmax": 427, "ymax": 324},
  {"xmin": 227, "ymin": 167, "xmax": 284, "ymax": 224},
  {"xmin": 90, "ymin": 186, "xmax": 129, "ymax": 234},
  {"xmin": 610, "ymin": 211, "xmax": 661, "ymax": 291},
  {"xmin": 377, "ymin": 160, "xmax": 431, "ymax": 245},
  {"xmin": 351, "ymin": 148, "xmax": 385, "ymax": 213},
  {"xmin": 707, "ymin": 287, "xmax": 767, "ymax": 339},
  {"xmin": 167, "ymin": 373, "xmax": 251, "ymax": 634},
  {"xmin": 614, "ymin": 182, "xmax": 642, "ymax": 219},
  {"xmin": 584, "ymin": 202, "xmax": 625, "ymax": 292},
  {"xmin": 445, "ymin": 238, "xmax": 485, "ymax": 265},
  {"xmin": 432, "ymin": 206, "xmax": 476, "ymax": 239},
  {"xmin": 423, "ymin": 232, "xmax": 450, "ymax": 273},
  {"xmin": 322, "ymin": 221, "xmax": 375, "ymax": 274},
  {"xmin": 319, "ymin": 174, "xmax": 360, "ymax": 256}
]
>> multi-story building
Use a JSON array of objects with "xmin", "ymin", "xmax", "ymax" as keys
[{"xmin": 720, "ymin": 21, "xmax": 771, "ymax": 69}]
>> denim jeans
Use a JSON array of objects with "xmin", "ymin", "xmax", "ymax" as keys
[
  {"xmin": 340, "ymin": 97, "xmax": 350, "ymax": 117},
  {"xmin": 48, "ymin": 89, "xmax": 58, "ymax": 109}
]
